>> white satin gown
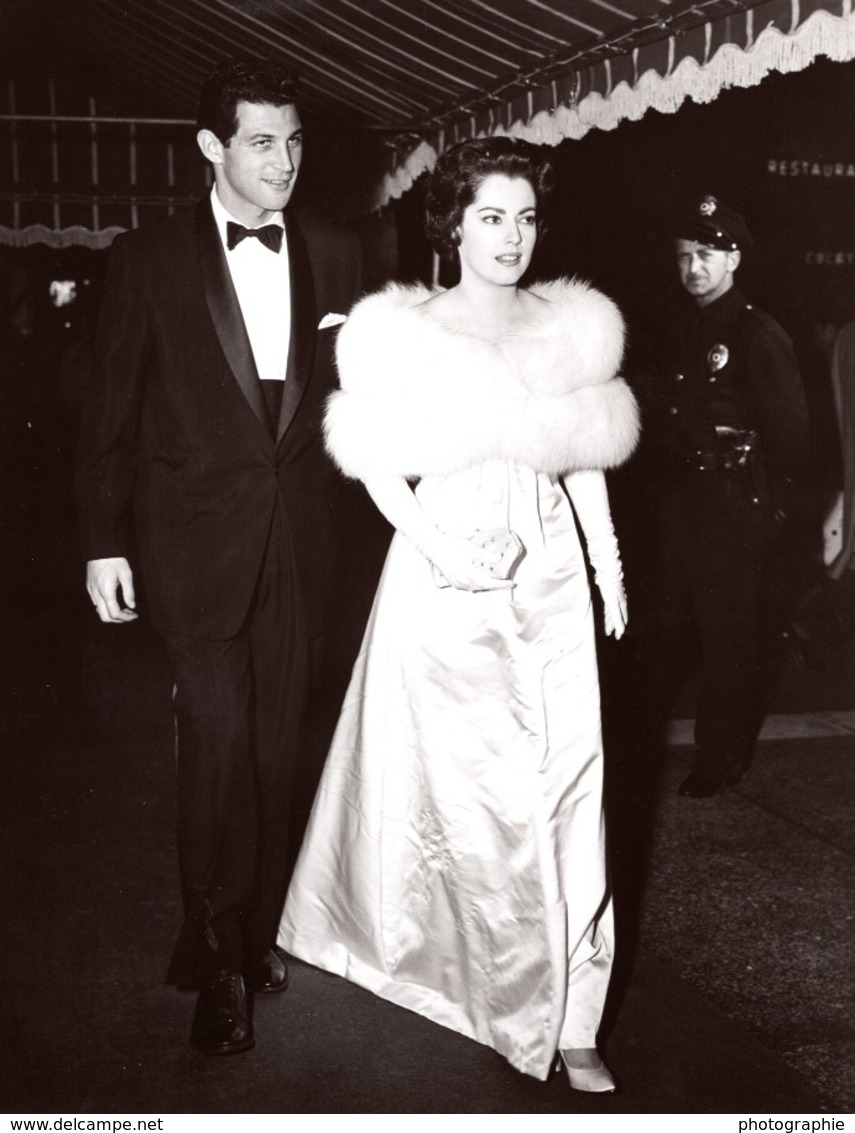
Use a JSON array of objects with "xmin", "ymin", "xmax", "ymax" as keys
[{"xmin": 279, "ymin": 455, "xmax": 614, "ymax": 1081}]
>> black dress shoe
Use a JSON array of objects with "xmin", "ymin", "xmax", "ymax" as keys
[
  {"xmin": 190, "ymin": 971, "xmax": 254, "ymax": 1055},
  {"xmin": 677, "ymin": 766, "xmax": 745, "ymax": 798},
  {"xmin": 245, "ymin": 947, "xmax": 289, "ymax": 994}
]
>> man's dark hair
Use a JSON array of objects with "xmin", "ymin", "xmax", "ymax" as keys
[
  {"xmin": 196, "ymin": 58, "xmax": 300, "ymax": 144},
  {"xmin": 424, "ymin": 137, "xmax": 555, "ymax": 260}
]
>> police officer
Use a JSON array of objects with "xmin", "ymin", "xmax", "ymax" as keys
[{"xmin": 644, "ymin": 195, "xmax": 809, "ymax": 798}]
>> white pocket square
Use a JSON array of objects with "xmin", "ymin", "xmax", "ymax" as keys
[{"xmin": 318, "ymin": 313, "xmax": 347, "ymax": 330}]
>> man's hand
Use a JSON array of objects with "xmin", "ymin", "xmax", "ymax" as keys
[{"xmin": 86, "ymin": 557, "xmax": 138, "ymax": 623}]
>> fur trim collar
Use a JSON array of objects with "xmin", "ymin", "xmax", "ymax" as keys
[{"xmin": 326, "ymin": 278, "xmax": 639, "ymax": 480}]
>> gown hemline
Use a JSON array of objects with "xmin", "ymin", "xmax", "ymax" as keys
[{"xmin": 277, "ymin": 930, "xmax": 559, "ymax": 1081}]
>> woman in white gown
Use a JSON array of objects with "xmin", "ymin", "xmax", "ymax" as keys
[{"xmin": 279, "ymin": 138, "xmax": 639, "ymax": 1090}]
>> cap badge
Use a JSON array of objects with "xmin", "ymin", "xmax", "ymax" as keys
[
  {"xmin": 699, "ymin": 195, "xmax": 718, "ymax": 217},
  {"xmin": 708, "ymin": 343, "xmax": 729, "ymax": 373}
]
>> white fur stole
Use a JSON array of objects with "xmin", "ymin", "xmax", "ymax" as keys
[{"xmin": 325, "ymin": 278, "xmax": 639, "ymax": 480}]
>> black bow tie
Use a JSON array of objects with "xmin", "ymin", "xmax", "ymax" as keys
[{"xmin": 226, "ymin": 221, "xmax": 283, "ymax": 253}]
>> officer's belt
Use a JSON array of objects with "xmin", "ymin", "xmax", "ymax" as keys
[{"xmin": 682, "ymin": 428, "xmax": 759, "ymax": 474}]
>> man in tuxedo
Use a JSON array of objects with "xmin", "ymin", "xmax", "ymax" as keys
[{"xmin": 76, "ymin": 58, "xmax": 361, "ymax": 1054}]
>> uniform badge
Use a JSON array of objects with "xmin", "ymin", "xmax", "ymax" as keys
[
  {"xmin": 699, "ymin": 195, "xmax": 718, "ymax": 216},
  {"xmin": 708, "ymin": 343, "xmax": 729, "ymax": 372}
]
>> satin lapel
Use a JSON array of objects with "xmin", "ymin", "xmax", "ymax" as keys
[
  {"xmin": 277, "ymin": 213, "xmax": 317, "ymax": 444},
  {"xmin": 195, "ymin": 200, "xmax": 270, "ymax": 436}
]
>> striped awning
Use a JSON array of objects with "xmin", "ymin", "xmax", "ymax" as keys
[
  {"xmin": 374, "ymin": 0, "xmax": 855, "ymax": 204},
  {"xmin": 2, "ymin": 0, "xmax": 855, "ymax": 243}
]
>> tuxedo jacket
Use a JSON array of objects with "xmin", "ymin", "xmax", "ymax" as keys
[{"xmin": 76, "ymin": 200, "xmax": 362, "ymax": 640}]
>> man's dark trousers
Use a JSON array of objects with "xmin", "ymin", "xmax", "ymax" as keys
[{"xmin": 163, "ymin": 498, "xmax": 307, "ymax": 983}]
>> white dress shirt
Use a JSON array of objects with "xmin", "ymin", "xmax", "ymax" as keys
[{"xmin": 210, "ymin": 187, "xmax": 291, "ymax": 383}]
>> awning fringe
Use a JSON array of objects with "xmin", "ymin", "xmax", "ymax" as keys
[
  {"xmin": 0, "ymin": 223, "xmax": 127, "ymax": 250},
  {"xmin": 374, "ymin": 7, "xmax": 855, "ymax": 211}
]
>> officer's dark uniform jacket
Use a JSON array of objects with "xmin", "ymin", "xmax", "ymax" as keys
[
  {"xmin": 647, "ymin": 284, "xmax": 808, "ymax": 508},
  {"xmin": 638, "ymin": 281, "xmax": 810, "ymax": 781}
]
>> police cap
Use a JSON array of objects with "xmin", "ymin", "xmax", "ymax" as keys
[{"xmin": 673, "ymin": 194, "xmax": 753, "ymax": 251}]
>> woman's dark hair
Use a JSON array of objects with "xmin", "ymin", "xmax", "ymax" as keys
[
  {"xmin": 424, "ymin": 137, "xmax": 555, "ymax": 259},
  {"xmin": 196, "ymin": 58, "xmax": 300, "ymax": 144}
]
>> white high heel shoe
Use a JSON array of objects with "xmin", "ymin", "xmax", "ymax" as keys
[{"xmin": 558, "ymin": 1050, "xmax": 617, "ymax": 1094}]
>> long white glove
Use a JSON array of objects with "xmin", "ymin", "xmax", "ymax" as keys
[
  {"xmin": 563, "ymin": 469, "xmax": 627, "ymax": 639},
  {"xmin": 363, "ymin": 475, "xmax": 513, "ymax": 593}
]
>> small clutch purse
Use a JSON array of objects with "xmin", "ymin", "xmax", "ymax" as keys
[{"xmin": 433, "ymin": 528, "xmax": 525, "ymax": 588}]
